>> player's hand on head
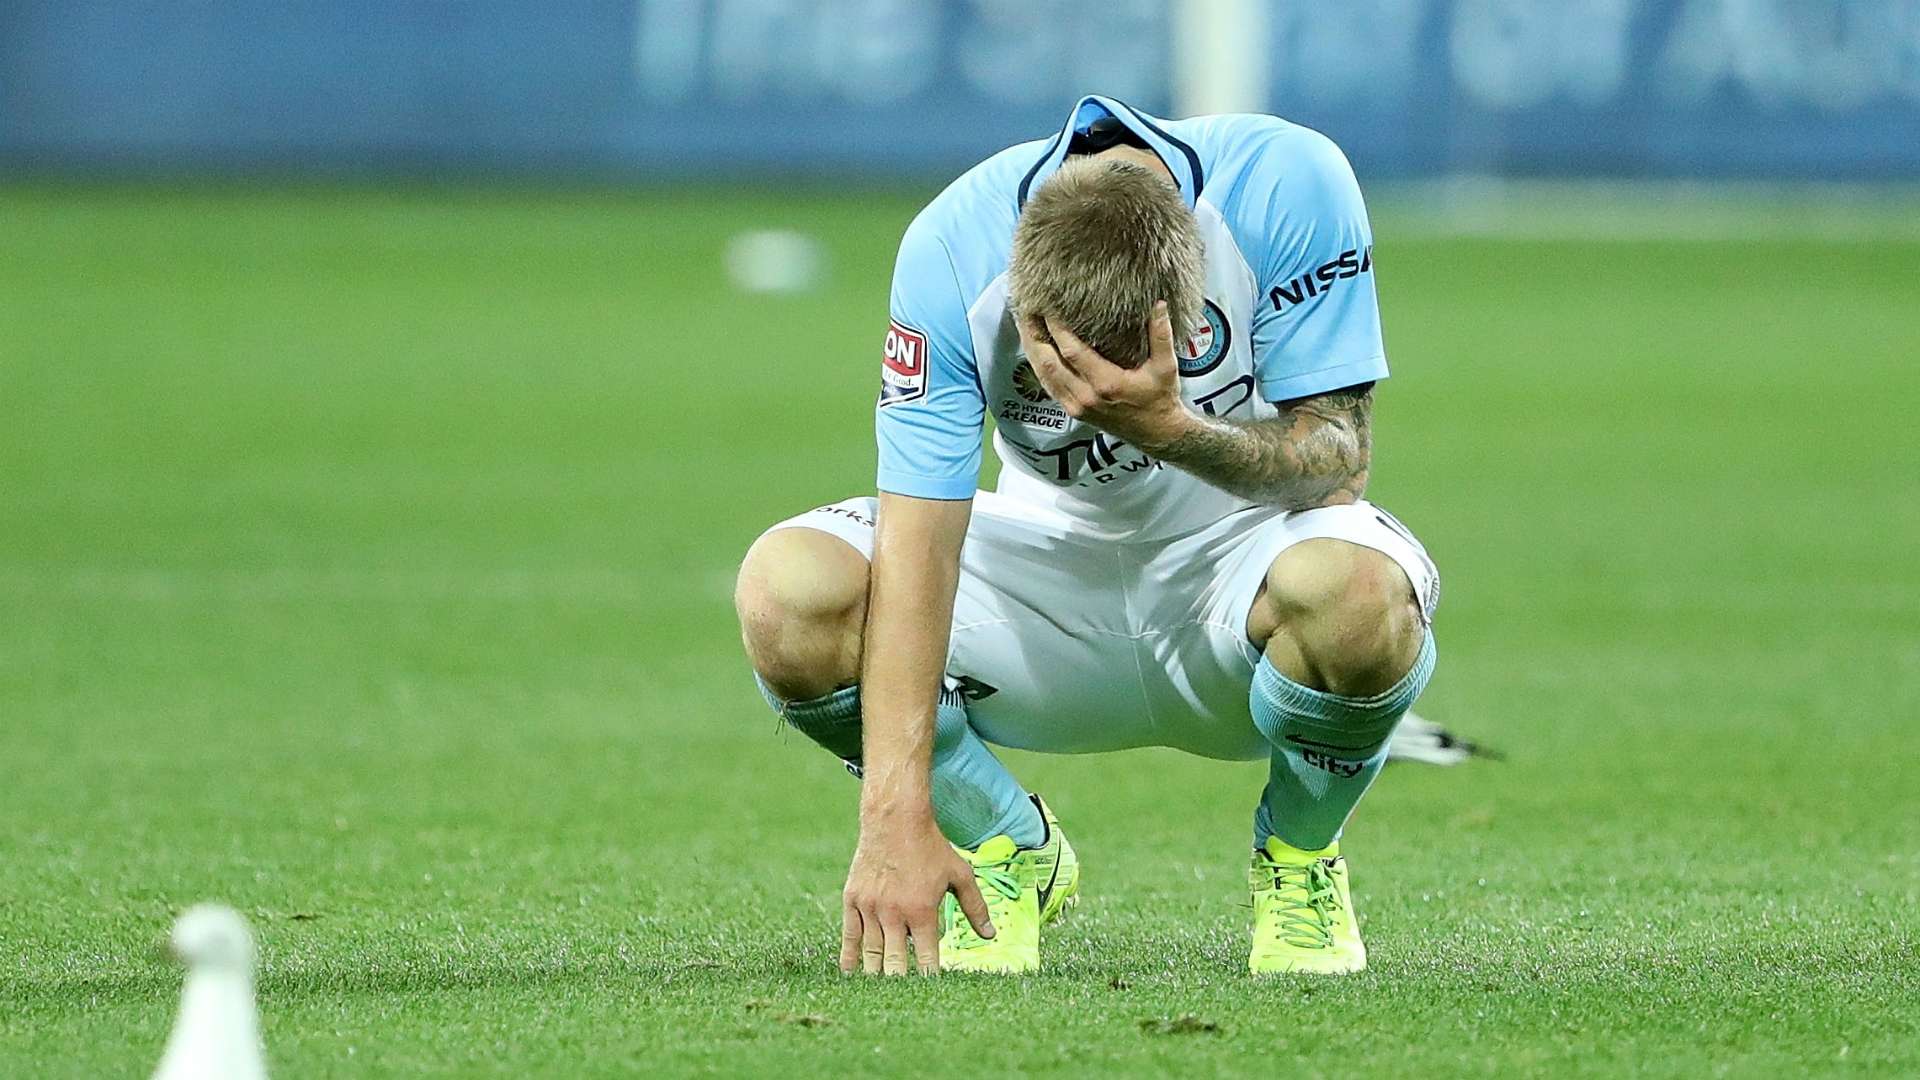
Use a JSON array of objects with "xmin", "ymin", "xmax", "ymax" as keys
[
  {"xmin": 1019, "ymin": 302, "xmax": 1191, "ymax": 453},
  {"xmin": 838, "ymin": 811, "xmax": 993, "ymax": 976}
]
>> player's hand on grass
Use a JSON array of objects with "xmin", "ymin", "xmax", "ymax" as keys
[
  {"xmin": 1020, "ymin": 301, "xmax": 1194, "ymax": 453},
  {"xmin": 840, "ymin": 809, "xmax": 993, "ymax": 976}
]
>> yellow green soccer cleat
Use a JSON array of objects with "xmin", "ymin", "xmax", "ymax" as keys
[
  {"xmin": 1033, "ymin": 795, "xmax": 1080, "ymax": 924},
  {"xmin": 1248, "ymin": 836, "xmax": 1367, "ymax": 975},
  {"xmin": 938, "ymin": 796, "xmax": 1078, "ymax": 974}
]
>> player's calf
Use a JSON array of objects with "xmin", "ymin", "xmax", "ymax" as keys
[
  {"xmin": 1247, "ymin": 538, "xmax": 1432, "ymax": 849},
  {"xmin": 1244, "ymin": 537, "xmax": 1437, "ymax": 974},
  {"xmin": 734, "ymin": 523, "xmax": 1047, "ymax": 855}
]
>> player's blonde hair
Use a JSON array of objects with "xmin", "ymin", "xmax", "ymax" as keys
[{"xmin": 1007, "ymin": 156, "xmax": 1205, "ymax": 370}]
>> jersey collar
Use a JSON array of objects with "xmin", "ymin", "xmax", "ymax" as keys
[{"xmin": 1016, "ymin": 95, "xmax": 1204, "ymax": 211}]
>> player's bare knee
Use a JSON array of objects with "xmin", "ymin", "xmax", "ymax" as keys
[
  {"xmin": 734, "ymin": 528, "xmax": 869, "ymax": 700},
  {"xmin": 1252, "ymin": 539, "xmax": 1423, "ymax": 697}
]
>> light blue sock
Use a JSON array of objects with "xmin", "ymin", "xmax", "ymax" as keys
[
  {"xmin": 758, "ymin": 679, "xmax": 1045, "ymax": 849},
  {"xmin": 1250, "ymin": 634, "xmax": 1437, "ymax": 850}
]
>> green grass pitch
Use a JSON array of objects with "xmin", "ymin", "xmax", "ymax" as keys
[{"xmin": 2, "ymin": 186, "xmax": 1916, "ymax": 1076}]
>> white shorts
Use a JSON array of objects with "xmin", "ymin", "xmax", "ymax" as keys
[{"xmin": 765, "ymin": 492, "xmax": 1439, "ymax": 762}]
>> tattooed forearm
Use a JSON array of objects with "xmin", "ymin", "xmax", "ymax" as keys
[{"xmin": 1138, "ymin": 383, "xmax": 1373, "ymax": 509}]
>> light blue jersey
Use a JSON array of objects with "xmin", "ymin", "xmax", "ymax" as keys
[{"xmin": 876, "ymin": 95, "xmax": 1387, "ymax": 541}]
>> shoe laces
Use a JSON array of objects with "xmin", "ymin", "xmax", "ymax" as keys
[
  {"xmin": 940, "ymin": 855, "xmax": 1023, "ymax": 950},
  {"xmin": 1256, "ymin": 855, "xmax": 1341, "ymax": 950}
]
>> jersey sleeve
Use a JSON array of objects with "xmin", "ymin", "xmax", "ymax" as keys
[
  {"xmin": 873, "ymin": 213, "xmax": 984, "ymax": 500},
  {"xmin": 1244, "ymin": 129, "xmax": 1389, "ymax": 403}
]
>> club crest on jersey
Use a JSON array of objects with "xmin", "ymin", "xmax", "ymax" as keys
[
  {"xmin": 879, "ymin": 319, "xmax": 928, "ymax": 407},
  {"xmin": 1179, "ymin": 299, "xmax": 1230, "ymax": 377}
]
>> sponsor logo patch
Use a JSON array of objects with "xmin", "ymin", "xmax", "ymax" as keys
[
  {"xmin": 1179, "ymin": 299, "xmax": 1231, "ymax": 377},
  {"xmin": 1268, "ymin": 246, "xmax": 1372, "ymax": 315},
  {"xmin": 998, "ymin": 359, "xmax": 1068, "ymax": 430},
  {"xmin": 879, "ymin": 320, "xmax": 928, "ymax": 407}
]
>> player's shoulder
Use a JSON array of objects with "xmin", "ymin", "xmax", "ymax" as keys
[
  {"xmin": 1174, "ymin": 113, "xmax": 1361, "ymax": 213},
  {"xmin": 894, "ymin": 138, "xmax": 1042, "ymax": 305}
]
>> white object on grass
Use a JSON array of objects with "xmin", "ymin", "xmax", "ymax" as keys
[
  {"xmin": 153, "ymin": 904, "xmax": 267, "ymax": 1080},
  {"xmin": 1387, "ymin": 711, "xmax": 1494, "ymax": 767},
  {"xmin": 725, "ymin": 229, "xmax": 826, "ymax": 294}
]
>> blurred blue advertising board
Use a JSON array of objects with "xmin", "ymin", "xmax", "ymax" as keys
[{"xmin": 2, "ymin": 1, "xmax": 1917, "ymax": 180}]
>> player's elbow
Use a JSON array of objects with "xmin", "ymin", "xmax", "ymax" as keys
[{"xmin": 1264, "ymin": 461, "xmax": 1367, "ymax": 512}]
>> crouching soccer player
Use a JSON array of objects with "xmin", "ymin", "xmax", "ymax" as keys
[{"xmin": 734, "ymin": 96, "xmax": 1439, "ymax": 976}]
